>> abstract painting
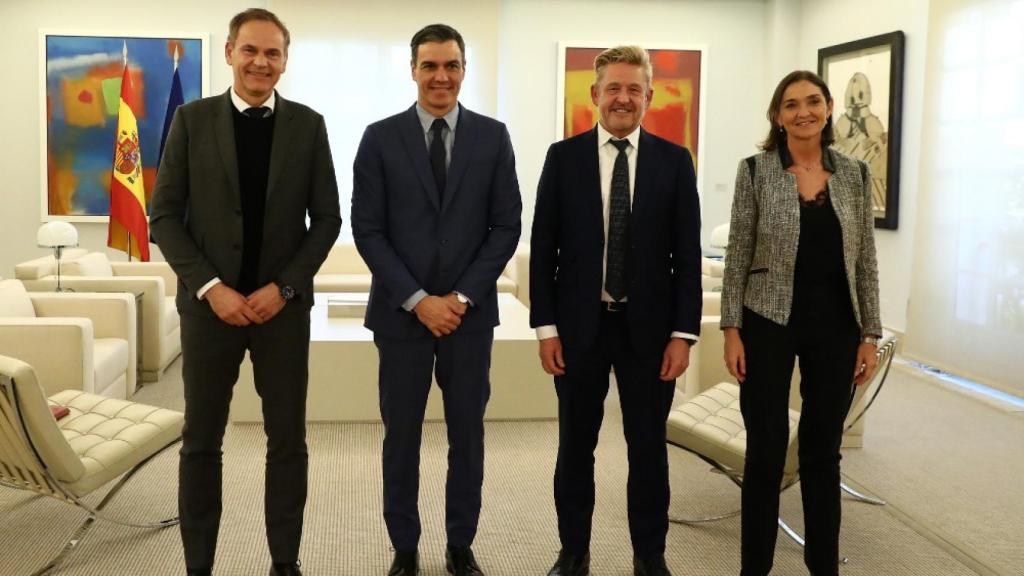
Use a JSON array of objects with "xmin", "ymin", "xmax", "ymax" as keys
[
  {"xmin": 40, "ymin": 31, "xmax": 208, "ymax": 221},
  {"xmin": 556, "ymin": 43, "xmax": 706, "ymax": 176},
  {"xmin": 819, "ymin": 31, "xmax": 905, "ymax": 229}
]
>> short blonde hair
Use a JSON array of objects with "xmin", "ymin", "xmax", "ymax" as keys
[{"xmin": 594, "ymin": 45, "xmax": 652, "ymax": 88}]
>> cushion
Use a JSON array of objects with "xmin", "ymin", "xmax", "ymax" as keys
[
  {"xmin": 93, "ymin": 337, "xmax": 129, "ymax": 390},
  {"xmin": 701, "ymin": 257, "xmax": 725, "ymax": 277},
  {"xmin": 0, "ymin": 279, "xmax": 36, "ymax": 318},
  {"xmin": 667, "ymin": 382, "xmax": 799, "ymax": 476},
  {"xmin": 164, "ymin": 296, "xmax": 179, "ymax": 333},
  {"xmin": 63, "ymin": 252, "xmax": 114, "ymax": 277},
  {"xmin": 49, "ymin": 389, "xmax": 184, "ymax": 495}
]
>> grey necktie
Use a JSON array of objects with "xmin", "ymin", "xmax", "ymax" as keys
[{"xmin": 605, "ymin": 139, "xmax": 631, "ymax": 301}]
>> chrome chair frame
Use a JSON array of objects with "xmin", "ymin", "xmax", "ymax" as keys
[
  {"xmin": 0, "ymin": 371, "xmax": 180, "ymax": 576},
  {"xmin": 668, "ymin": 338, "xmax": 898, "ymax": 564}
]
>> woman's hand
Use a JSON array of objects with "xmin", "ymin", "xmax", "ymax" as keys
[
  {"xmin": 724, "ymin": 327, "xmax": 746, "ymax": 383},
  {"xmin": 853, "ymin": 342, "xmax": 878, "ymax": 386}
]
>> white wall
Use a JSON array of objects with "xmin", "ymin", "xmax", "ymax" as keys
[
  {"xmin": 799, "ymin": 0, "xmax": 931, "ymax": 333},
  {"xmin": 0, "ymin": 0, "xmax": 258, "ymax": 273},
  {"xmin": 0, "ymin": 0, "xmax": 927, "ymax": 339},
  {"xmin": 272, "ymin": 0, "xmax": 501, "ymax": 241},
  {"xmin": 497, "ymin": 0, "xmax": 769, "ymax": 247}
]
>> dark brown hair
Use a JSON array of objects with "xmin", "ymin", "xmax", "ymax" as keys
[
  {"xmin": 228, "ymin": 8, "xmax": 291, "ymax": 51},
  {"xmin": 760, "ymin": 70, "xmax": 834, "ymax": 151},
  {"xmin": 410, "ymin": 24, "xmax": 466, "ymax": 65}
]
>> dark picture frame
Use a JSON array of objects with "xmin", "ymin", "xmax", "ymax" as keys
[{"xmin": 819, "ymin": 31, "xmax": 905, "ymax": 230}]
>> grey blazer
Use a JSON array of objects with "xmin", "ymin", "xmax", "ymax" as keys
[{"xmin": 720, "ymin": 146, "xmax": 881, "ymax": 336}]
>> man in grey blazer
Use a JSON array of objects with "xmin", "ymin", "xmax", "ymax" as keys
[
  {"xmin": 351, "ymin": 23, "xmax": 521, "ymax": 576},
  {"xmin": 150, "ymin": 9, "xmax": 341, "ymax": 576}
]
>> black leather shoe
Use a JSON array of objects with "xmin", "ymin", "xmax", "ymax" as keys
[
  {"xmin": 388, "ymin": 550, "xmax": 418, "ymax": 576},
  {"xmin": 634, "ymin": 553, "xmax": 671, "ymax": 576},
  {"xmin": 186, "ymin": 571, "xmax": 211, "ymax": 576},
  {"xmin": 547, "ymin": 550, "xmax": 590, "ymax": 575},
  {"xmin": 269, "ymin": 560, "xmax": 303, "ymax": 576},
  {"xmin": 445, "ymin": 545, "xmax": 484, "ymax": 575}
]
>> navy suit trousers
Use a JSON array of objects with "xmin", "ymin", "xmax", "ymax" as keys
[
  {"xmin": 554, "ymin": 309, "xmax": 675, "ymax": 557},
  {"xmin": 374, "ymin": 328, "xmax": 494, "ymax": 551}
]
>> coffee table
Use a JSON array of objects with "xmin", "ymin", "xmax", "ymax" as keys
[{"xmin": 229, "ymin": 293, "xmax": 555, "ymax": 422}]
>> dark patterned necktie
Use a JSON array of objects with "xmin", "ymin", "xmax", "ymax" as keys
[
  {"xmin": 244, "ymin": 106, "xmax": 270, "ymax": 119},
  {"xmin": 430, "ymin": 118, "xmax": 447, "ymax": 201},
  {"xmin": 605, "ymin": 139, "xmax": 631, "ymax": 301}
]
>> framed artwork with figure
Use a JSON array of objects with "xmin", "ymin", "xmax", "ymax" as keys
[
  {"xmin": 819, "ymin": 31, "xmax": 905, "ymax": 230},
  {"xmin": 39, "ymin": 31, "xmax": 208, "ymax": 222},
  {"xmin": 556, "ymin": 42, "xmax": 707, "ymax": 193}
]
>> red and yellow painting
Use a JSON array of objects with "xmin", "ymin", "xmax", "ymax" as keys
[{"xmin": 561, "ymin": 46, "xmax": 702, "ymax": 171}]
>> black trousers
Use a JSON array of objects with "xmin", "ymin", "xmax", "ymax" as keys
[
  {"xmin": 738, "ymin": 307, "xmax": 859, "ymax": 576},
  {"xmin": 374, "ymin": 328, "xmax": 493, "ymax": 552},
  {"xmin": 178, "ymin": 310, "xmax": 310, "ymax": 570},
  {"xmin": 554, "ymin": 309, "xmax": 676, "ymax": 558}
]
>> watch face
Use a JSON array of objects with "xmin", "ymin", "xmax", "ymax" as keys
[
  {"xmin": 457, "ymin": 293, "xmax": 469, "ymax": 304},
  {"xmin": 280, "ymin": 285, "xmax": 295, "ymax": 300}
]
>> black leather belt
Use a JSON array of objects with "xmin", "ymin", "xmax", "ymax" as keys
[{"xmin": 602, "ymin": 301, "xmax": 628, "ymax": 312}]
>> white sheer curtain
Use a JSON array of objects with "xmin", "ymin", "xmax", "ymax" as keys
[
  {"xmin": 281, "ymin": 41, "xmax": 480, "ymax": 241},
  {"xmin": 270, "ymin": 0, "xmax": 499, "ymax": 241},
  {"xmin": 904, "ymin": 0, "xmax": 1024, "ymax": 396}
]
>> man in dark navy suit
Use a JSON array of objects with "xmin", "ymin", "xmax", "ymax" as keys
[
  {"xmin": 351, "ymin": 23, "xmax": 521, "ymax": 576},
  {"xmin": 530, "ymin": 45, "xmax": 702, "ymax": 576}
]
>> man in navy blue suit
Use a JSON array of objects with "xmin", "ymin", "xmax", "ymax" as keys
[
  {"xmin": 351, "ymin": 23, "xmax": 521, "ymax": 576},
  {"xmin": 530, "ymin": 46, "xmax": 702, "ymax": 576}
]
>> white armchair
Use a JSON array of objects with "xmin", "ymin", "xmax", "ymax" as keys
[
  {"xmin": 0, "ymin": 279, "xmax": 135, "ymax": 399},
  {"xmin": 701, "ymin": 257, "xmax": 725, "ymax": 292},
  {"xmin": 665, "ymin": 336, "xmax": 897, "ymax": 553},
  {"xmin": 676, "ymin": 311, "xmax": 891, "ymax": 448},
  {"xmin": 500, "ymin": 243, "xmax": 530, "ymax": 308},
  {"xmin": 15, "ymin": 251, "xmax": 180, "ymax": 382},
  {"xmin": 0, "ymin": 354, "xmax": 182, "ymax": 574}
]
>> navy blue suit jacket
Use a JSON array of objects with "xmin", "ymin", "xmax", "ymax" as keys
[
  {"xmin": 352, "ymin": 104, "xmax": 522, "ymax": 339},
  {"xmin": 529, "ymin": 127, "xmax": 702, "ymax": 354}
]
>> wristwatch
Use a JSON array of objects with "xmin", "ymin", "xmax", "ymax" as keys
[
  {"xmin": 861, "ymin": 335, "xmax": 880, "ymax": 346},
  {"xmin": 455, "ymin": 292, "xmax": 469, "ymax": 305},
  {"xmin": 279, "ymin": 284, "xmax": 296, "ymax": 301}
]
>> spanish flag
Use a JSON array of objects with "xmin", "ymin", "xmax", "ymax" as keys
[{"xmin": 108, "ymin": 43, "xmax": 150, "ymax": 261}]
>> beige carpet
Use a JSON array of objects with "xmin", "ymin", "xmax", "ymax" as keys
[{"xmin": 0, "ymin": 357, "xmax": 1018, "ymax": 575}]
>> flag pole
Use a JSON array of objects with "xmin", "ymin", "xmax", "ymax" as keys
[{"xmin": 123, "ymin": 40, "xmax": 132, "ymax": 262}]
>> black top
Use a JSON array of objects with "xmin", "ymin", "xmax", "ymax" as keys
[
  {"xmin": 791, "ymin": 187, "xmax": 855, "ymax": 326},
  {"xmin": 232, "ymin": 107, "xmax": 276, "ymax": 294}
]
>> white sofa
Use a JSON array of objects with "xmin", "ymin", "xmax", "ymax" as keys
[
  {"xmin": 15, "ymin": 250, "xmax": 181, "ymax": 382},
  {"xmin": 0, "ymin": 279, "xmax": 135, "ymax": 399},
  {"xmin": 315, "ymin": 243, "xmax": 520, "ymax": 299}
]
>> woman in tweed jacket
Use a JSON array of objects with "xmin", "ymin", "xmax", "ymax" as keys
[{"xmin": 720, "ymin": 70, "xmax": 882, "ymax": 576}]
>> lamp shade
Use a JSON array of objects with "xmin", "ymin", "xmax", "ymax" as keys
[
  {"xmin": 709, "ymin": 223, "xmax": 730, "ymax": 250},
  {"xmin": 37, "ymin": 221, "xmax": 79, "ymax": 248}
]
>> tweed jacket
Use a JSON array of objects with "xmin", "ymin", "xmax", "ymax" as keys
[{"xmin": 720, "ymin": 146, "xmax": 881, "ymax": 335}]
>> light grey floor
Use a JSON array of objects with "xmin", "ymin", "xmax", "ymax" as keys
[{"xmin": 1, "ymin": 356, "xmax": 1020, "ymax": 575}]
